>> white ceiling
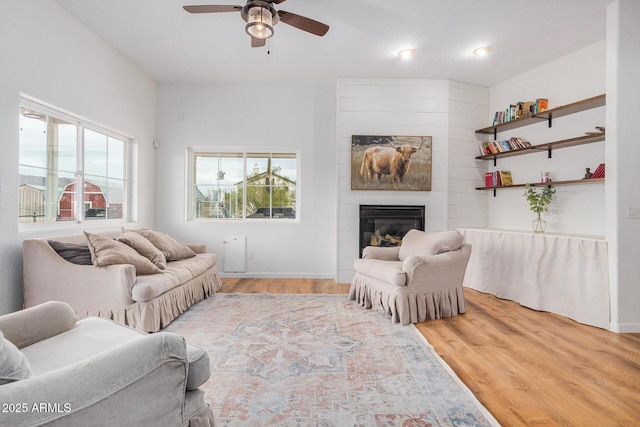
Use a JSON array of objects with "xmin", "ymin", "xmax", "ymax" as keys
[{"xmin": 53, "ymin": 0, "xmax": 614, "ymax": 87}]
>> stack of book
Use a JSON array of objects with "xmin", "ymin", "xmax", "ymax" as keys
[
  {"xmin": 478, "ymin": 137, "xmax": 532, "ymax": 156},
  {"xmin": 492, "ymin": 99, "xmax": 548, "ymax": 125},
  {"xmin": 591, "ymin": 163, "xmax": 605, "ymax": 179},
  {"xmin": 484, "ymin": 170, "xmax": 513, "ymax": 187}
]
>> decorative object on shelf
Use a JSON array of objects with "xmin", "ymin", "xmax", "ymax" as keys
[
  {"xmin": 351, "ymin": 135, "xmax": 432, "ymax": 191},
  {"xmin": 541, "ymin": 171, "xmax": 551, "ymax": 183},
  {"xmin": 590, "ymin": 163, "xmax": 605, "ymax": 179},
  {"xmin": 524, "ymin": 184, "xmax": 556, "ymax": 233},
  {"xmin": 584, "ymin": 168, "xmax": 593, "ymax": 179}
]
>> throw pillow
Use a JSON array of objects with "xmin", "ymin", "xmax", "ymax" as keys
[
  {"xmin": 0, "ymin": 330, "xmax": 33, "ymax": 385},
  {"xmin": 84, "ymin": 232, "xmax": 161, "ymax": 275},
  {"xmin": 48, "ymin": 240, "xmax": 93, "ymax": 265},
  {"xmin": 398, "ymin": 230, "xmax": 464, "ymax": 260},
  {"xmin": 117, "ymin": 229, "xmax": 167, "ymax": 270},
  {"xmin": 134, "ymin": 229, "xmax": 196, "ymax": 261}
]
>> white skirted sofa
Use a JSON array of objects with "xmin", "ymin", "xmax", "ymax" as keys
[
  {"xmin": 23, "ymin": 228, "xmax": 223, "ymax": 332},
  {"xmin": 0, "ymin": 301, "xmax": 214, "ymax": 426},
  {"xmin": 348, "ymin": 229, "xmax": 471, "ymax": 325}
]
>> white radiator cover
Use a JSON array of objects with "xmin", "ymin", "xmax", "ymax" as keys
[{"xmin": 223, "ymin": 236, "xmax": 247, "ymax": 273}]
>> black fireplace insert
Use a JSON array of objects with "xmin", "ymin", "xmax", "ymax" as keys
[{"xmin": 359, "ymin": 205, "xmax": 425, "ymax": 257}]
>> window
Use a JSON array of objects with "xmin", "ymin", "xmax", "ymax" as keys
[
  {"xmin": 19, "ymin": 99, "xmax": 129, "ymax": 226},
  {"xmin": 189, "ymin": 149, "xmax": 298, "ymax": 220}
]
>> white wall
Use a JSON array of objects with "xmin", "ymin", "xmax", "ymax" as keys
[
  {"xmin": 606, "ymin": 0, "xmax": 640, "ymax": 332},
  {"xmin": 448, "ymin": 81, "xmax": 490, "ymax": 230},
  {"xmin": 0, "ymin": 0, "xmax": 157, "ymax": 314},
  {"xmin": 336, "ymin": 78, "xmax": 488, "ymax": 283},
  {"xmin": 485, "ymin": 41, "xmax": 607, "ymax": 235},
  {"xmin": 155, "ymin": 83, "xmax": 336, "ymax": 278}
]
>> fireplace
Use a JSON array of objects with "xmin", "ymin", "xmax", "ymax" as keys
[{"xmin": 359, "ymin": 205, "xmax": 425, "ymax": 257}]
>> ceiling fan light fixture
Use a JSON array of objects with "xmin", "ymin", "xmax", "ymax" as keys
[{"xmin": 245, "ymin": 5, "xmax": 274, "ymax": 39}]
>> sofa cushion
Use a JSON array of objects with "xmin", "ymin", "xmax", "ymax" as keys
[
  {"xmin": 85, "ymin": 232, "xmax": 162, "ymax": 276},
  {"xmin": 117, "ymin": 230, "xmax": 167, "ymax": 270},
  {"xmin": 0, "ymin": 330, "xmax": 33, "ymax": 385},
  {"xmin": 353, "ymin": 259, "xmax": 406, "ymax": 286},
  {"xmin": 134, "ymin": 229, "xmax": 196, "ymax": 262},
  {"xmin": 186, "ymin": 345, "xmax": 210, "ymax": 390},
  {"xmin": 398, "ymin": 230, "xmax": 464, "ymax": 261},
  {"xmin": 48, "ymin": 240, "xmax": 93, "ymax": 265},
  {"xmin": 131, "ymin": 254, "xmax": 217, "ymax": 302}
]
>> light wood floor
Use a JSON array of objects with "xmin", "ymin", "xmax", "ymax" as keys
[{"xmin": 221, "ymin": 278, "xmax": 640, "ymax": 426}]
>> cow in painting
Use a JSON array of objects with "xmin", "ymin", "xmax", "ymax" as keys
[{"xmin": 360, "ymin": 137, "xmax": 425, "ymax": 185}]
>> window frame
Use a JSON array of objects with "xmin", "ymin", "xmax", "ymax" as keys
[
  {"xmin": 187, "ymin": 147, "xmax": 301, "ymax": 223},
  {"xmin": 19, "ymin": 97, "xmax": 133, "ymax": 231}
]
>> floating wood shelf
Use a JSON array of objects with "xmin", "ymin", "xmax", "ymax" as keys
[
  {"xmin": 476, "ymin": 133, "xmax": 605, "ymax": 165},
  {"xmin": 476, "ymin": 178, "xmax": 605, "ymax": 196},
  {"xmin": 476, "ymin": 94, "xmax": 606, "ymax": 139}
]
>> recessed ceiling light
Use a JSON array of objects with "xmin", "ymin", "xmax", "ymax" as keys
[
  {"xmin": 473, "ymin": 46, "xmax": 492, "ymax": 57},
  {"xmin": 398, "ymin": 49, "xmax": 415, "ymax": 59}
]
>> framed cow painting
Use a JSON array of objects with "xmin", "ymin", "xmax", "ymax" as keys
[{"xmin": 350, "ymin": 135, "xmax": 432, "ymax": 191}]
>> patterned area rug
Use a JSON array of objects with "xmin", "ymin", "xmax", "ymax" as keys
[{"xmin": 165, "ymin": 294, "xmax": 499, "ymax": 426}]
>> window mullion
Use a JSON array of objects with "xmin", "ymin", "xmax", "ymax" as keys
[
  {"xmin": 242, "ymin": 153, "xmax": 247, "ymax": 219},
  {"xmin": 269, "ymin": 152, "xmax": 273, "ymax": 218},
  {"xmin": 77, "ymin": 125, "xmax": 84, "ymax": 223}
]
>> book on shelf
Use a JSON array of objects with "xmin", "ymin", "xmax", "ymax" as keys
[
  {"xmin": 522, "ymin": 101, "xmax": 536, "ymax": 117},
  {"xmin": 536, "ymin": 98, "xmax": 549, "ymax": 113},
  {"xmin": 488, "ymin": 141, "xmax": 500, "ymax": 154},
  {"xmin": 484, "ymin": 172, "xmax": 500, "ymax": 187},
  {"xmin": 484, "ymin": 171, "xmax": 512, "ymax": 187},
  {"xmin": 485, "ymin": 172, "xmax": 493, "ymax": 187},
  {"xmin": 491, "ymin": 98, "xmax": 549, "ymax": 124},
  {"xmin": 478, "ymin": 141, "xmax": 491, "ymax": 156},
  {"xmin": 480, "ymin": 137, "xmax": 531, "ymax": 154},
  {"xmin": 499, "ymin": 170, "xmax": 513, "ymax": 186},
  {"xmin": 513, "ymin": 137, "xmax": 531, "ymax": 149},
  {"xmin": 493, "ymin": 171, "xmax": 502, "ymax": 186},
  {"xmin": 591, "ymin": 163, "xmax": 605, "ymax": 179}
]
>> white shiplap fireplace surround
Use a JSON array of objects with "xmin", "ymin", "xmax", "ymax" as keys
[{"xmin": 336, "ymin": 79, "xmax": 488, "ymax": 283}]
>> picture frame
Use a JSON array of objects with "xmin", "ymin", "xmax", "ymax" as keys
[{"xmin": 350, "ymin": 135, "xmax": 432, "ymax": 191}]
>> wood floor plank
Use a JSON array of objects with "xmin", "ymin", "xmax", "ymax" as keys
[{"xmin": 219, "ymin": 278, "xmax": 640, "ymax": 426}]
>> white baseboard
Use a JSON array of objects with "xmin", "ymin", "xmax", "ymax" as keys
[{"xmin": 609, "ymin": 322, "xmax": 640, "ymax": 333}]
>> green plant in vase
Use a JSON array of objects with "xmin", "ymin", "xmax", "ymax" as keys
[{"xmin": 523, "ymin": 184, "xmax": 556, "ymax": 233}]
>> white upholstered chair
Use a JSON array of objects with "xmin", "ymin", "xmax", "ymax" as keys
[{"xmin": 348, "ymin": 230, "xmax": 471, "ymax": 325}]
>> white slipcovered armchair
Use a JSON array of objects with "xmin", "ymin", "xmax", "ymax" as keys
[{"xmin": 348, "ymin": 230, "xmax": 471, "ymax": 325}]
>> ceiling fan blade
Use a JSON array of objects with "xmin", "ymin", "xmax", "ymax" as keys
[
  {"xmin": 251, "ymin": 37, "xmax": 266, "ymax": 48},
  {"xmin": 272, "ymin": 0, "xmax": 287, "ymax": 3},
  {"xmin": 183, "ymin": 5, "xmax": 242, "ymax": 14},
  {"xmin": 277, "ymin": 10, "xmax": 329, "ymax": 36}
]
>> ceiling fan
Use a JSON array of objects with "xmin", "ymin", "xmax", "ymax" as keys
[{"xmin": 183, "ymin": 1, "xmax": 329, "ymax": 48}]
